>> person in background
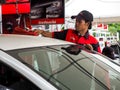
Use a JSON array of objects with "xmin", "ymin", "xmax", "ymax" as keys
[
  {"xmin": 34, "ymin": 10, "xmax": 101, "ymax": 53},
  {"xmin": 102, "ymin": 46, "xmax": 116, "ymax": 59}
]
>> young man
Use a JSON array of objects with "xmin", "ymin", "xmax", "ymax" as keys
[{"xmin": 34, "ymin": 10, "xmax": 101, "ymax": 53}]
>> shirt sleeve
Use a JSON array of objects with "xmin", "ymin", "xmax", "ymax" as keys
[
  {"xmin": 89, "ymin": 35, "xmax": 101, "ymax": 53},
  {"xmin": 92, "ymin": 42, "xmax": 101, "ymax": 53},
  {"xmin": 52, "ymin": 29, "xmax": 68, "ymax": 40}
]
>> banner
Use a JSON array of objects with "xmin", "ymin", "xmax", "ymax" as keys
[
  {"xmin": 6, "ymin": 0, "xmax": 29, "ymax": 3},
  {"xmin": 30, "ymin": 0, "xmax": 64, "ymax": 24},
  {"xmin": 2, "ymin": 3, "xmax": 30, "ymax": 14},
  {"xmin": 97, "ymin": 23, "xmax": 108, "ymax": 31}
]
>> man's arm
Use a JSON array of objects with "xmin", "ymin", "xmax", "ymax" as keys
[
  {"xmin": 34, "ymin": 29, "xmax": 52, "ymax": 37},
  {"xmin": 34, "ymin": 29, "xmax": 68, "ymax": 40}
]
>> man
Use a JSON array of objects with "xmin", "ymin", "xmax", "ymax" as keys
[{"xmin": 34, "ymin": 10, "xmax": 101, "ymax": 53}]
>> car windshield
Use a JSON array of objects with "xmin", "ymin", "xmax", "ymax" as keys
[{"xmin": 7, "ymin": 45, "xmax": 120, "ymax": 90}]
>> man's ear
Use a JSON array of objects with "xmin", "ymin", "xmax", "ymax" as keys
[{"xmin": 86, "ymin": 22, "xmax": 90, "ymax": 27}]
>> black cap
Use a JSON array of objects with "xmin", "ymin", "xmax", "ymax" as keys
[
  {"xmin": 71, "ymin": 10, "xmax": 93, "ymax": 29},
  {"xmin": 71, "ymin": 10, "xmax": 93, "ymax": 22}
]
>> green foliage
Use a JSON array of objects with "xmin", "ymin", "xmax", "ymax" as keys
[
  {"xmin": 108, "ymin": 23, "xmax": 120, "ymax": 39},
  {"xmin": 108, "ymin": 23, "xmax": 120, "ymax": 33},
  {"xmin": 93, "ymin": 32, "xmax": 96, "ymax": 37},
  {"xmin": 61, "ymin": 24, "xmax": 65, "ymax": 30}
]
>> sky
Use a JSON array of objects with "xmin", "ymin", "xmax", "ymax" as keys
[{"xmin": 65, "ymin": 0, "xmax": 120, "ymax": 18}]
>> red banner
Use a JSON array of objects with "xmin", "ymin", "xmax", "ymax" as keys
[
  {"xmin": 31, "ymin": 18, "xmax": 64, "ymax": 25},
  {"xmin": 104, "ymin": 25, "xmax": 108, "ymax": 29},
  {"xmin": 6, "ymin": 0, "xmax": 29, "ymax": 3},
  {"xmin": 97, "ymin": 23, "xmax": 108, "ymax": 30},
  {"xmin": 97, "ymin": 23, "xmax": 103, "ymax": 28},
  {"xmin": 2, "ymin": 3, "xmax": 30, "ymax": 14}
]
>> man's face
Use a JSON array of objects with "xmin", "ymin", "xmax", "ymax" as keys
[{"xmin": 75, "ymin": 19, "xmax": 89, "ymax": 32}]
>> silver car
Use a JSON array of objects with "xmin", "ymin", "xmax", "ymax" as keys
[{"xmin": 0, "ymin": 34, "xmax": 120, "ymax": 90}]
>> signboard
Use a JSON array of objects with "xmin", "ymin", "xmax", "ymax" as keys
[
  {"xmin": 30, "ymin": 0, "xmax": 64, "ymax": 24},
  {"xmin": 6, "ymin": 0, "xmax": 29, "ymax": 3}
]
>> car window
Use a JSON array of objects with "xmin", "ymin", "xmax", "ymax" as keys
[
  {"xmin": 0, "ymin": 61, "xmax": 41, "ymax": 90},
  {"xmin": 7, "ymin": 45, "xmax": 120, "ymax": 90}
]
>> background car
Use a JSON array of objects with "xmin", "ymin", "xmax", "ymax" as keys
[
  {"xmin": 0, "ymin": 34, "xmax": 120, "ymax": 90},
  {"xmin": 110, "ymin": 42, "xmax": 120, "ymax": 64}
]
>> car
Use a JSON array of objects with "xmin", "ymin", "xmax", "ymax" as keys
[
  {"xmin": 110, "ymin": 42, "xmax": 120, "ymax": 55},
  {"xmin": 0, "ymin": 34, "xmax": 120, "ymax": 90},
  {"xmin": 110, "ymin": 42, "xmax": 120, "ymax": 64}
]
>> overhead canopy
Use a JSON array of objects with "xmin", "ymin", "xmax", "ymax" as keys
[{"xmin": 65, "ymin": 0, "xmax": 120, "ymax": 23}]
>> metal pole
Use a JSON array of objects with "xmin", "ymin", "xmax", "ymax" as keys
[
  {"xmin": 0, "ymin": 4, "xmax": 2, "ymax": 34},
  {"xmin": 116, "ymin": 41, "xmax": 120, "ymax": 64}
]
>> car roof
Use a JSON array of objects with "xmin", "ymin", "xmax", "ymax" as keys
[{"xmin": 0, "ymin": 34, "xmax": 74, "ymax": 50}]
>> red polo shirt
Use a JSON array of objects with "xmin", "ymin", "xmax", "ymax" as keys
[{"xmin": 52, "ymin": 29, "xmax": 101, "ymax": 53}]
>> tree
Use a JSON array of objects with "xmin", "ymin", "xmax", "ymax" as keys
[
  {"xmin": 108, "ymin": 23, "xmax": 120, "ymax": 33},
  {"xmin": 108, "ymin": 23, "xmax": 120, "ymax": 39}
]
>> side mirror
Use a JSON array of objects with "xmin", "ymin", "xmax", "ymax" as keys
[{"xmin": 61, "ymin": 45, "xmax": 81, "ymax": 55}]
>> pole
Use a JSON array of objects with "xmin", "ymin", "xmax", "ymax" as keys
[{"xmin": 0, "ymin": 4, "xmax": 2, "ymax": 34}]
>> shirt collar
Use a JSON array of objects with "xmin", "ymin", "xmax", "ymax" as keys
[
  {"xmin": 74, "ymin": 30, "xmax": 89, "ymax": 39},
  {"xmin": 84, "ymin": 31, "xmax": 89, "ymax": 39}
]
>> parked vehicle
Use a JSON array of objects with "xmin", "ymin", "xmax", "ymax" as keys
[
  {"xmin": 110, "ymin": 42, "xmax": 120, "ymax": 64},
  {"xmin": 0, "ymin": 34, "xmax": 120, "ymax": 90}
]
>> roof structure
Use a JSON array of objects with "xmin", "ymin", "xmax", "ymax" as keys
[{"xmin": 65, "ymin": 0, "xmax": 120, "ymax": 24}]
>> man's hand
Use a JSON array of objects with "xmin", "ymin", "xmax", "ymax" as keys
[
  {"xmin": 33, "ymin": 29, "xmax": 52, "ymax": 37},
  {"xmin": 33, "ymin": 29, "xmax": 44, "ymax": 34},
  {"xmin": 84, "ymin": 44, "xmax": 93, "ymax": 51}
]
